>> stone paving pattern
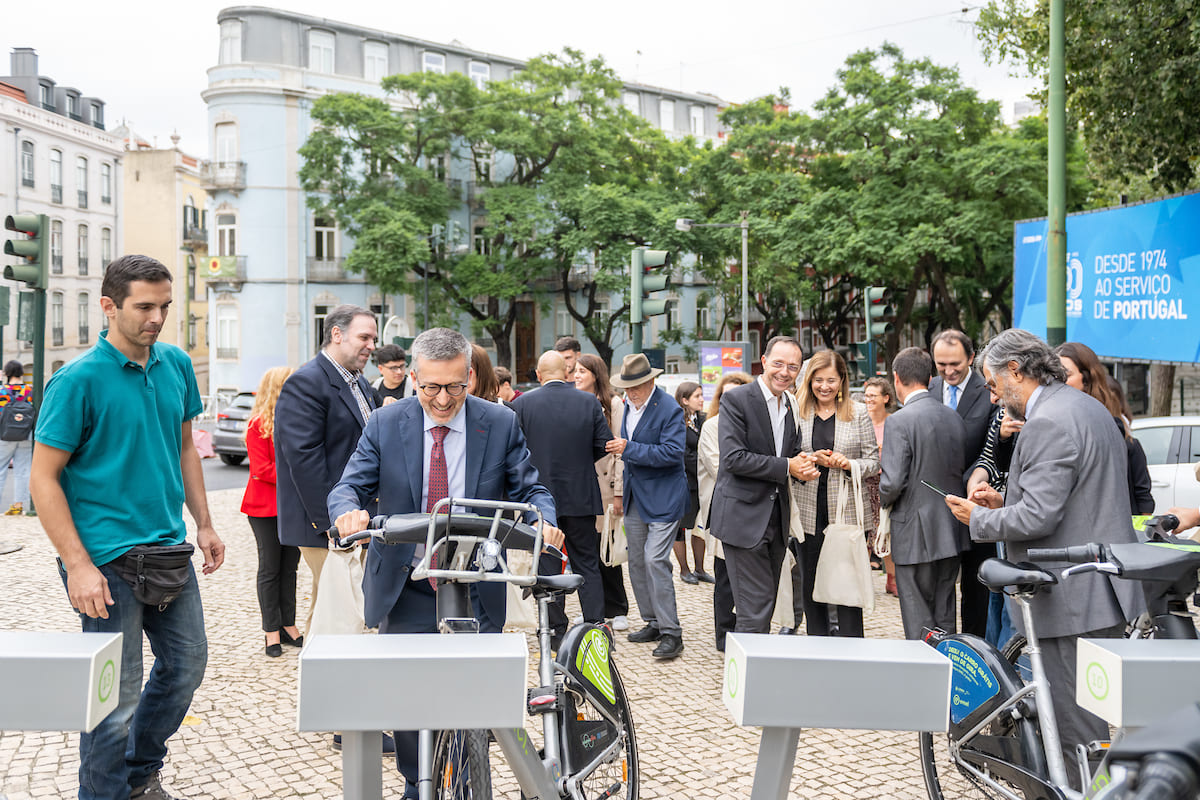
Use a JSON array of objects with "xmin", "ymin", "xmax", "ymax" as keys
[{"xmin": 1, "ymin": 488, "xmax": 952, "ymax": 799}]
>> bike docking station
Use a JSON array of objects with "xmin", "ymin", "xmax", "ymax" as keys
[
  {"xmin": 1076, "ymin": 638, "xmax": 1200, "ymax": 730},
  {"xmin": 0, "ymin": 632, "xmax": 122, "ymax": 732},
  {"xmin": 297, "ymin": 633, "xmax": 529, "ymax": 800},
  {"xmin": 722, "ymin": 634, "xmax": 952, "ymax": 800}
]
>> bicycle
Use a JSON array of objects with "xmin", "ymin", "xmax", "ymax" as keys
[
  {"xmin": 334, "ymin": 498, "xmax": 638, "ymax": 800},
  {"xmin": 919, "ymin": 514, "xmax": 1200, "ymax": 800}
]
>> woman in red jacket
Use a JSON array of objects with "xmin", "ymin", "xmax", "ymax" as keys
[{"xmin": 241, "ymin": 366, "xmax": 301, "ymax": 657}]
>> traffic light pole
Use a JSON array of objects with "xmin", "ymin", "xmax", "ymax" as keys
[{"xmin": 30, "ymin": 289, "xmax": 45, "ymax": 406}]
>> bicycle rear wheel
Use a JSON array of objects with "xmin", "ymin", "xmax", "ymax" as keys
[
  {"xmin": 432, "ymin": 729, "xmax": 492, "ymax": 800},
  {"xmin": 563, "ymin": 661, "xmax": 638, "ymax": 800}
]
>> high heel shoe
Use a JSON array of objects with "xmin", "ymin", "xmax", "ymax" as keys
[
  {"xmin": 280, "ymin": 629, "xmax": 304, "ymax": 648},
  {"xmin": 265, "ymin": 637, "xmax": 282, "ymax": 657}
]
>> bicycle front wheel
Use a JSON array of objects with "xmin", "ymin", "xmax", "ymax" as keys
[{"xmin": 432, "ymin": 729, "xmax": 492, "ymax": 800}]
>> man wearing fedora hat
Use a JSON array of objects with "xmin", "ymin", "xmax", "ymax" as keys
[{"xmin": 605, "ymin": 352, "xmax": 688, "ymax": 659}]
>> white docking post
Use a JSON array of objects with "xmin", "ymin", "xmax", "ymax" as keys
[{"xmin": 0, "ymin": 632, "xmax": 122, "ymax": 732}]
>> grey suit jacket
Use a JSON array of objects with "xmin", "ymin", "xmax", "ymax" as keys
[
  {"xmin": 970, "ymin": 382, "xmax": 1144, "ymax": 639},
  {"xmin": 930, "ymin": 372, "xmax": 992, "ymax": 464},
  {"xmin": 791, "ymin": 402, "xmax": 880, "ymax": 536},
  {"xmin": 878, "ymin": 391, "xmax": 970, "ymax": 566}
]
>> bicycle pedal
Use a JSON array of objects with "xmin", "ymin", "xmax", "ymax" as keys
[{"xmin": 527, "ymin": 686, "xmax": 558, "ymax": 713}]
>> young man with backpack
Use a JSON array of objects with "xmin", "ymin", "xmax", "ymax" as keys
[{"xmin": 0, "ymin": 360, "xmax": 35, "ymax": 515}]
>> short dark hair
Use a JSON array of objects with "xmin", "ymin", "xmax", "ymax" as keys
[
  {"xmin": 101, "ymin": 254, "xmax": 172, "ymax": 307},
  {"xmin": 763, "ymin": 335, "xmax": 803, "ymax": 360},
  {"xmin": 893, "ymin": 347, "xmax": 934, "ymax": 387},
  {"xmin": 3, "ymin": 360, "xmax": 23, "ymax": 380},
  {"xmin": 495, "ymin": 366, "xmax": 513, "ymax": 386},
  {"xmin": 931, "ymin": 329, "xmax": 975, "ymax": 358},
  {"xmin": 554, "ymin": 336, "xmax": 581, "ymax": 354},
  {"xmin": 321, "ymin": 304, "xmax": 374, "ymax": 348},
  {"xmin": 374, "ymin": 344, "xmax": 406, "ymax": 365}
]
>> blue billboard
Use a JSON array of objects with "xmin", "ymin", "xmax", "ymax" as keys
[{"xmin": 1013, "ymin": 192, "xmax": 1200, "ymax": 362}]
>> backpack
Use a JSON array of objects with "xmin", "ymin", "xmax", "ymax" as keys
[{"xmin": 0, "ymin": 391, "xmax": 35, "ymax": 442}]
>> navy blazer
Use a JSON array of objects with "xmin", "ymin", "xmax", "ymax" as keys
[
  {"xmin": 510, "ymin": 381, "xmax": 612, "ymax": 517},
  {"xmin": 620, "ymin": 386, "xmax": 688, "ymax": 524},
  {"xmin": 328, "ymin": 395, "xmax": 557, "ymax": 629},
  {"xmin": 274, "ymin": 354, "xmax": 377, "ymax": 548}
]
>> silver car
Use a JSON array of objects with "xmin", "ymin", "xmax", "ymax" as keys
[
  {"xmin": 212, "ymin": 392, "xmax": 255, "ymax": 466},
  {"xmin": 1129, "ymin": 416, "xmax": 1200, "ymax": 514}
]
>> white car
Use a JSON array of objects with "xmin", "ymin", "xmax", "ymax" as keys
[{"xmin": 1129, "ymin": 416, "xmax": 1200, "ymax": 515}]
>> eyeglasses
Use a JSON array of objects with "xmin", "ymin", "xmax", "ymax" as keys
[
  {"xmin": 418, "ymin": 382, "xmax": 468, "ymax": 398},
  {"xmin": 768, "ymin": 360, "xmax": 802, "ymax": 374},
  {"xmin": 380, "ymin": 363, "xmax": 407, "ymax": 372}
]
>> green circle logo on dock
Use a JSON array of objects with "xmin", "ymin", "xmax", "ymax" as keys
[
  {"xmin": 1085, "ymin": 662, "xmax": 1109, "ymax": 701},
  {"xmin": 725, "ymin": 657, "xmax": 739, "ymax": 698},
  {"xmin": 98, "ymin": 659, "xmax": 115, "ymax": 703}
]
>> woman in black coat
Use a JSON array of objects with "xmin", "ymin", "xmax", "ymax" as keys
[{"xmin": 674, "ymin": 381, "xmax": 712, "ymax": 583}]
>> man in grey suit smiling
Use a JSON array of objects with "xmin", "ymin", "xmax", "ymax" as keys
[
  {"xmin": 879, "ymin": 347, "xmax": 969, "ymax": 641},
  {"xmin": 946, "ymin": 329, "xmax": 1144, "ymax": 788}
]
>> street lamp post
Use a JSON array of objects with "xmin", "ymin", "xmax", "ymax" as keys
[{"xmin": 676, "ymin": 212, "xmax": 751, "ymax": 349}]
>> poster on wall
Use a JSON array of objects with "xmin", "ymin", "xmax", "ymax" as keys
[
  {"xmin": 699, "ymin": 341, "xmax": 751, "ymax": 401},
  {"xmin": 1012, "ymin": 191, "xmax": 1200, "ymax": 362}
]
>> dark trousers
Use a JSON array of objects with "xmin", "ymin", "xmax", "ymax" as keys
[
  {"xmin": 723, "ymin": 498, "xmax": 787, "ymax": 634},
  {"xmin": 713, "ymin": 556, "xmax": 736, "ymax": 650},
  {"xmin": 600, "ymin": 562, "xmax": 628, "ymax": 617},
  {"xmin": 247, "ymin": 515, "xmax": 300, "ymax": 632},
  {"xmin": 895, "ymin": 556, "xmax": 960, "ymax": 640},
  {"xmin": 798, "ymin": 527, "xmax": 864, "ymax": 637},
  {"xmin": 959, "ymin": 541, "xmax": 997, "ymax": 637},
  {"xmin": 379, "ymin": 576, "xmax": 500, "ymax": 795},
  {"xmin": 547, "ymin": 515, "xmax": 605, "ymax": 634}
]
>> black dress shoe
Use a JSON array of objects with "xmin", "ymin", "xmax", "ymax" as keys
[
  {"xmin": 777, "ymin": 627, "xmax": 796, "ymax": 636},
  {"xmin": 680, "ymin": 572, "xmax": 699, "ymax": 585},
  {"xmin": 627, "ymin": 624, "xmax": 662, "ymax": 643},
  {"xmin": 694, "ymin": 570, "xmax": 716, "ymax": 584},
  {"xmin": 652, "ymin": 634, "xmax": 684, "ymax": 659},
  {"xmin": 265, "ymin": 639, "xmax": 283, "ymax": 657},
  {"xmin": 281, "ymin": 629, "xmax": 304, "ymax": 648}
]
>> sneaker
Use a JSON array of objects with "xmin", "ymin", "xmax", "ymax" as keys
[
  {"xmin": 680, "ymin": 572, "xmax": 699, "ymax": 585},
  {"xmin": 652, "ymin": 634, "xmax": 684, "ymax": 659},
  {"xmin": 5, "ymin": 503, "xmax": 21, "ymax": 516},
  {"xmin": 130, "ymin": 772, "xmax": 181, "ymax": 800},
  {"xmin": 610, "ymin": 615, "xmax": 630, "ymax": 631},
  {"xmin": 626, "ymin": 624, "xmax": 662, "ymax": 643}
]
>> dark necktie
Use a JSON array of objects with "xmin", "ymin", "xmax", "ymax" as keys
[{"xmin": 426, "ymin": 425, "xmax": 450, "ymax": 513}]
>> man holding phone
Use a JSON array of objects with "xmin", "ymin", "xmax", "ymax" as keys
[{"xmin": 879, "ymin": 347, "xmax": 971, "ymax": 639}]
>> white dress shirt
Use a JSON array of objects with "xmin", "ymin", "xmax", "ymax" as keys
[
  {"xmin": 756, "ymin": 375, "xmax": 790, "ymax": 457},
  {"xmin": 414, "ymin": 404, "xmax": 467, "ymax": 563},
  {"xmin": 624, "ymin": 393, "xmax": 649, "ymax": 438}
]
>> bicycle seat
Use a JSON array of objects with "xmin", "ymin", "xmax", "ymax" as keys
[
  {"xmin": 533, "ymin": 573, "xmax": 585, "ymax": 594},
  {"xmin": 977, "ymin": 558, "xmax": 1058, "ymax": 594}
]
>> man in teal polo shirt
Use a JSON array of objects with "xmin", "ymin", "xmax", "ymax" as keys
[{"xmin": 31, "ymin": 254, "xmax": 225, "ymax": 800}]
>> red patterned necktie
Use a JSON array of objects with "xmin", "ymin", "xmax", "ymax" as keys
[{"xmin": 426, "ymin": 426, "xmax": 450, "ymax": 590}]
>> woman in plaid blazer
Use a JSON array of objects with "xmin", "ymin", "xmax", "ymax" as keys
[{"xmin": 790, "ymin": 350, "xmax": 880, "ymax": 637}]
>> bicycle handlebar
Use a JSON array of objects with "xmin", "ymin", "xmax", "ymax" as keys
[{"xmin": 1027, "ymin": 543, "xmax": 1105, "ymax": 564}]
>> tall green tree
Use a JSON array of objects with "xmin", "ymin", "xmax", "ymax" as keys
[{"xmin": 977, "ymin": 0, "xmax": 1200, "ymax": 192}]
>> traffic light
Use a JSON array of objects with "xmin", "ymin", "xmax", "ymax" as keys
[
  {"xmin": 4, "ymin": 214, "xmax": 49, "ymax": 289},
  {"xmin": 630, "ymin": 247, "xmax": 673, "ymax": 353},
  {"xmin": 864, "ymin": 286, "xmax": 893, "ymax": 339},
  {"xmin": 848, "ymin": 340, "xmax": 874, "ymax": 380}
]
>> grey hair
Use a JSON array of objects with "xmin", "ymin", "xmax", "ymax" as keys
[
  {"xmin": 411, "ymin": 327, "xmax": 472, "ymax": 371},
  {"xmin": 321, "ymin": 304, "xmax": 375, "ymax": 347},
  {"xmin": 981, "ymin": 329, "xmax": 1066, "ymax": 386}
]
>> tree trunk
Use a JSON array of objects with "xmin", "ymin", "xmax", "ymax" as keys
[{"xmin": 1150, "ymin": 363, "xmax": 1176, "ymax": 416}]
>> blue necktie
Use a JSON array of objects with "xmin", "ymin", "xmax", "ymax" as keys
[{"xmin": 948, "ymin": 383, "xmax": 959, "ymax": 410}]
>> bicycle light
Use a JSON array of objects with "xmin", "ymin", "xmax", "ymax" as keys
[{"xmin": 477, "ymin": 538, "xmax": 502, "ymax": 571}]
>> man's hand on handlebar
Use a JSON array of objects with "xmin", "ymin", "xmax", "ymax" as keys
[
  {"xmin": 1166, "ymin": 506, "xmax": 1200, "ymax": 533},
  {"xmin": 541, "ymin": 524, "xmax": 565, "ymax": 551},
  {"xmin": 332, "ymin": 509, "xmax": 371, "ymax": 547}
]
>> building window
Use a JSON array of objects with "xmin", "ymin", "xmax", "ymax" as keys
[
  {"xmin": 364, "ymin": 41, "xmax": 388, "ymax": 82},
  {"xmin": 217, "ymin": 214, "xmax": 237, "ymax": 256},
  {"xmin": 78, "ymin": 292, "xmax": 89, "ymax": 345},
  {"xmin": 696, "ymin": 295, "xmax": 710, "ymax": 333},
  {"xmin": 214, "ymin": 123, "xmax": 238, "ymax": 169},
  {"xmin": 309, "ymin": 30, "xmax": 335, "ymax": 74},
  {"xmin": 67, "ymin": 93, "xmax": 80, "ymax": 120},
  {"xmin": 423, "ymin": 51, "xmax": 445, "ymax": 74},
  {"xmin": 215, "ymin": 304, "xmax": 239, "ymax": 359},
  {"xmin": 314, "ymin": 216, "xmax": 337, "ymax": 260},
  {"xmin": 667, "ymin": 299, "xmax": 681, "ymax": 332},
  {"xmin": 622, "ymin": 91, "xmax": 640, "ymax": 115},
  {"xmin": 556, "ymin": 309, "xmax": 575, "ymax": 337},
  {"xmin": 77, "ymin": 224, "xmax": 88, "ymax": 275},
  {"xmin": 690, "ymin": 105, "xmax": 705, "ymax": 136},
  {"xmin": 469, "ymin": 61, "xmax": 490, "ymax": 89},
  {"xmin": 100, "ymin": 163, "xmax": 112, "ymax": 204},
  {"xmin": 187, "ymin": 254, "xmax": 198, "ymax": 303},
  {"xmin": 429, "ymin": 155, "xmax": 446, "ymax": 182},
  {"xmin": 50, "ymin": 150, "xmax": 62, "ymax": 204},
  {"xmin": 51, "ymin": 293, "xmax": 64, "ymax": 346},
  {"xmin": 50, "ymin": 220, "xmax": 63, "ymax": 274},
  {"xmin": 659, "ymin": 98, "xmax": 676, "ymax": 132},
  {"xmin": 20, "ymin": 141, "xmax": 33, "ymax": 188},
  {"xmin": 90, "ymin": 102, "xmax": 103, "ymax": 128},
  {"xmin": 313, "ymin": 305, "xmax": 329, "ymax": 354},
  {"xmin": 187, "ymin": 314, "xmax": 197, "ymax": 350},
  {"xmin": 39, "ymin": 84, "xmax": 54, "ymax": 112},
  {"xmin": 101, "ymin": 227, "xmax": 112, "ymax": 268},
  {"xmin": 219, "ymin": 19, "xmax": 242, "ymax": 64},
  {"xmin": 473, "ymin": 226, "xmax": 491, "ymax": 256},
  {"xmin": 76, "ymin": 156, "xmax": 88, "ymax": 208}
]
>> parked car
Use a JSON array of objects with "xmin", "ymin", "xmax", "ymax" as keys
[
  {"xmin": 212, "ymin": 391, "xmax": 255, "ymax": 466},
  {"xmin": 1129, "ymin": 416, "xmax": 1200, "ymax": 514}
]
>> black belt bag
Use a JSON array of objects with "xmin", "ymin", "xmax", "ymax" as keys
[{"xmin": 111, "ymin": 543, "xmax": 195, "ymax": 610}]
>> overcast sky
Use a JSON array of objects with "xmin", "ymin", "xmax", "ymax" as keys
[{"xmin": 4, "ymin": 0, "xmax": 1039, "ymax": 158}]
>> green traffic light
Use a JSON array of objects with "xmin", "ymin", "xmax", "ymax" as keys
[{"xmin": 3, "ymin": 213, "xmax": 49, "ymax": 289}]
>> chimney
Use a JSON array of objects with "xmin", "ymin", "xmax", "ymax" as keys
[{"xmin": 10, "ymin": 47, "xmax": 38, "ymax": 77}]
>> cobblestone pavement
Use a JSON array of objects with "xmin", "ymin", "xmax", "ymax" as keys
[{"xmin": 1, "ymin": 489, "xmax": 946, "ymax": 799}]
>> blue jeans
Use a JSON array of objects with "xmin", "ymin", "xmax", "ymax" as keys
[
  {"xmin": 0, "ymin": 438, "xmax": 32, "ymax": 507},
  {"xmin": 60, "ymin": 560, "xmax": 208, "ymax": 800}
]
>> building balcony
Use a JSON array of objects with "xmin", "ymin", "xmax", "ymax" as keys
[
  {"xmin": 51, "ymin": 185, "xmax": 62, "ymax": 204},
  {"xmin": 78, "ymin": 190, "xmax": 88, "ymax": 209},
  {"xmin": 307, "ymin": 257, "xmax": 357, "ymax": 282},
  {"xmin": 200, "ymin": 161, "xmax": 247, "ymax": 192},
  {"xmin": 205, "ymin": 255, "xmax": 247, "ymax": 292},
  {"xmin": 184, "ymin": 224, "xmax": 208, "ymax": 247}
]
